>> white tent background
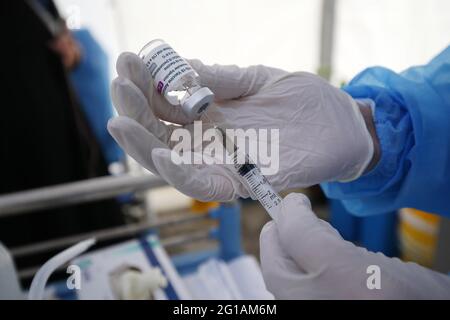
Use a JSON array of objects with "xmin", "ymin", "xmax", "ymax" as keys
[
  {"xmin": 51, "ymin": 0, "xmax": 450, "ymax": 215},
  {"xmin": 55, "ymin": 0, "xmax": 450, "ymax": 85}
]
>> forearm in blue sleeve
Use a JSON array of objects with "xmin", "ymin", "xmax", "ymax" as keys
[{"xmin": 321, "ymin": 46, "xmax": 450, "ymax": 217}]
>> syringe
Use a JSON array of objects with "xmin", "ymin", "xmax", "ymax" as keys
[
  {"xmin": 137, "ymin": 39, "xmax": 281, "ymax": 218},
  {"xmin": 211, "ymin": 121, "xmax": 282, "ymax": 220}
]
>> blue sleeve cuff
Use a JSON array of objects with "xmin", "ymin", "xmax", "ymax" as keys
[
  {"xmin": 322, "ymin": 46, "xmax": 450, "ymax": 217},
  {"xmin": 322, "ymin": 84, "xmax": 414, "ymax": 209}
]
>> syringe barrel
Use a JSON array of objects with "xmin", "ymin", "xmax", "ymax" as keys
[
  {"xmin": 215, "ymin": 125, "xmax": 282, "ymax": 219},
  {"xmin": 240, "ymin": 167, "xmax": 282, "ymax": 220}
]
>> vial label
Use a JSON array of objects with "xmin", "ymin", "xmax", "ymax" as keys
[{"xmin": 141, "ymin": 43, "xmax": 196, "ymax": 96}]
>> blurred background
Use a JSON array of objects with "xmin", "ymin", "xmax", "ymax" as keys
[
  {"xmin": 54, "ymin": 0, "xmax": 450, "ymax": 83},
  {"xmin": 0, "ymin": 0, "xmax": 449, "ymax": 299}
]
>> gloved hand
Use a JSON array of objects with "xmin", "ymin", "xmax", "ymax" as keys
[
  {"xmin": 260, "ymin": 193, "xmax": 450, "ymax": 299},
  {"xmin": 108, "ymin": 52, "xmax": 374, "ymax": 201},
  {"xmin": 108, "ymin": 53, "xmax": 251, "ymax": 201}
]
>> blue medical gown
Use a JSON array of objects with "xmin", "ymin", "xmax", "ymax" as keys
[
  {"xmin": 70, "ymin": 29, "xmax": 124, "ymax": 164},
  {"xmin": 322, "ymin": 45, "xmax": 450, "ymax": 217}
]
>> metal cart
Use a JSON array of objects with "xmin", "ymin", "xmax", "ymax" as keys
[{"xmin": 0, "ymin": 174, "xmax": 244, "ymax": 299}]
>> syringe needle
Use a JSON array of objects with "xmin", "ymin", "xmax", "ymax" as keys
[
  {"xmin": 200, "ymin": 111, "xmax": 281, "ymax": 219},
  {"xmin": 202, "ymin": 110, "xmax": 213, "ymax": 124},
  {"xmin": 202, "ymin": 111, "xmax": 237, "ymax": 155}
]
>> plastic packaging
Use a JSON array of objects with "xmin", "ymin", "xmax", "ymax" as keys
[{"xmin": 28, "ymin": 238, "xmax": 95, "ymax": 300}]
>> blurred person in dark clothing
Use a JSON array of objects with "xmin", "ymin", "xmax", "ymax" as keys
[{"xmin": 0, "ymin": 1, "xmax": 124, "ymax": 254}]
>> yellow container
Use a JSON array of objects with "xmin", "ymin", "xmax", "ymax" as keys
[
  {"xmin": 190, "ymin": 199, "xmax": 219, "ymax": 214},
  {"xmin": 398, "ymin": 208, "xmax": 440, "ymax": 268}
]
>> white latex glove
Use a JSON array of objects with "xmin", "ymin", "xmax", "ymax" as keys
[
  {"xmin": 260, "ymin": 193, "xmax": 450, "ymax": 299},
  {"xmin": 108, "ymin": 52, "xmax": 374, "ymax": 201}
]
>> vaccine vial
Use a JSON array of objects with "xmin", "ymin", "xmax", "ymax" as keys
[{"xmin": 138, "ymin": 39, "xmax": 214, "ymax": 120}]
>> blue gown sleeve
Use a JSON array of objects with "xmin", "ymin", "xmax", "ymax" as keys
[
  {"xmin": 321, "ymin": 45, "xmax": 450, "ymax": 217},
  {"xmin": 70, "ymin": 29, "xmax": 124, "ymax": 165}
]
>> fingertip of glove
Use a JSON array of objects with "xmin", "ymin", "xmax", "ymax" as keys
[
  {"xmin": 107, "ymin": 116, "xmax": 130, "ymax": 139},
  {"xmin": 151, "ymin": 148, "xmax": 173, "ymax": 164},
  {"xmin": 259, "ymin": 221, "xmax": 279, "ymax": 267},
  {"xmin": 107, "ymin": 116, "xmax": 140, "ymax": 134},
  {"xmin": 107, "ymin": 117, "xmax": 120, "ymax": 132},
  {"xmin": 151, "ymin": 148, "xmax": 191, "ymax": 187},
  {"xmin": 107, "ymin": 117, "xmax": 126, "ymax": 144},
  {"xmin": 111, "ymin": 76, "xmax": 132, "ymax": 97},
  {"xmin": 116, "ymin": 52, "xmax": 135, "ymax": 69},
  {"xmin": 112, "ymin": 76, "xmax": 131, "ymax": 88},
  {"xmin": 117, "ymin": 52, "xmax": 140, "ymax": 64},
  {"xmin": 260, "ymin": 221, "xmax": 276, "ymax": 239},
  {"xmin": 282, "ymin": 193, "xmax": 312, "ymax": 210},
  {"xmin": 116, "ymin": 52, "xmax": 144, "ymax": 77},
  {"xmin": 111, "ymin": 76, "xmax": 144, "ymax": 100},
  {"xmin": 186, "ymin": 58, "xmax": 203, "ymax": 69},
  {"xmin": 276, "ymin": 193, "xmax": 316, "ymax": 238},
  {"xmin": 186, "ymin": 59, "xmax": 212, "ymax": 81}
]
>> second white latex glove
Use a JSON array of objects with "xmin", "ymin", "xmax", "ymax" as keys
[
  {"xmin": 107, "ymin": 53, "xmax": 249, "ymax": 201},
  {"xmin": 260, "ymin": 193, "xmax": 450, "ymax": 299}
]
